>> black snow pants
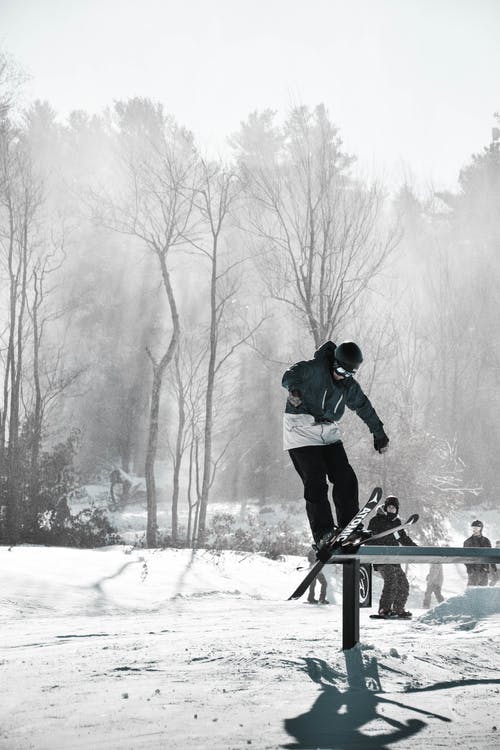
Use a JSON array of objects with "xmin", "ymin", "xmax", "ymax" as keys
[
  {"xmin": 288, "ymin": 442, "xmax": 358, "ymax": 543},
  {"xmin": 465, "ymin": 565, "xmax": 489, "ymax": 586},
  {"xmin": 377, "ymin": 564, "xmax": 410, "ymax": 611}
]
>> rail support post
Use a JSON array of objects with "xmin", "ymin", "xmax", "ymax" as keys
[{"xmin": 342, "ymin": 559, "xmax": 360, "ymax": 650}]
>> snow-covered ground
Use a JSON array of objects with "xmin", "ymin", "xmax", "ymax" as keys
[{"xmin": 1, "ymin": 543, "xmax": 500, "ymax": 749}]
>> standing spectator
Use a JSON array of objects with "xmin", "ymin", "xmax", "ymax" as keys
[
  {"xmin": 368, "ymin": 495, "xmax": 417, "ymax": 618},
  {"xmin": 306, "ymin": 547, "xmax": 329, "ymax": 604},
  {"xmin": 464, "ymin": 520, "xmax": 498, "ymax": 586},
  {"xmin": 423, "ymin": 563, "xmax": 444, "ymax": 608}
]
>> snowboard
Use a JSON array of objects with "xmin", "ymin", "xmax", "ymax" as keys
[{"xmin": 369, "ymin": 613, "xmax": 412, "ymax": 620}]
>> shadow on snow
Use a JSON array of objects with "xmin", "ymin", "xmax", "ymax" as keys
[{"xmin": 282, "ymin": 647, "xmax": 500, "ymax": 749}]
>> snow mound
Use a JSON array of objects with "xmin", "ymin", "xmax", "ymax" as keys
[
  {"xmin": 419, "ymin": 587, "xmax": 500, "ymax": 628},
  {"xmin": 0, "ymin": 546, "xmax": 298, "ymax": 618}
]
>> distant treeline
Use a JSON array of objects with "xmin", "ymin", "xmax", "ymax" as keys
[{"xmin": 1, "ymin": 49, "xmax": 498, "ymax": 547}]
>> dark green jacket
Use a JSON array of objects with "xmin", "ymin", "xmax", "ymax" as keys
[
  {"xmin": 282, "ymin": 341, "xmax": 385, "ymax": 437},
  {"xmin": 368, "ymin": 509, "xmax": 417, "ymax": 546},
  {"xmin": 464, "ymin": 534, "xmax": 497, "ymax": 573}
]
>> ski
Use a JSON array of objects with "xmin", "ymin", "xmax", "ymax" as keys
[
  {"xmin": 288, "ymin": 486, "xmax": 383, "ymax": 601},
  {"xmin": 342, "ymin": 513, "xmax": 420, "ymax": 548}
]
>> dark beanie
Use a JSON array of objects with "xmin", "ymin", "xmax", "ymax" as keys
[
  {"xmin": 384, "ymin": 495, "xmax": 399, "ymax": 511},
  {"xmin": 471, "ymin": 519, "xmax": 483, "ymax": 529}
]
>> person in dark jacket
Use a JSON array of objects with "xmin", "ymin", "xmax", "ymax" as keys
[
  {"xmin": 463, "ymin": 520, "xmax": 498, "ymax": 586},
  {"xmin": 282, "ymin": 341, "xmax": 388, "ymax": 550},
  {"xmin": 368, "ymin": 495, "xmax": 417, "ymax": 617}
]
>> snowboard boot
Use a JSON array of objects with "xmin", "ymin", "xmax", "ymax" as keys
[
  {"xmin": 378, "ymin": 608, "xmax": 392, "ymax": 618},
  {"xmin": 315, "ymin": 527, "xmax": 340, "ymax": 549},
  {"xmin": 313, "ymin": 527, "xmax": 340, "ymax": 561},
  {"xmin": 392, "ymin": 608, "xmax": 412, "ymax": 619}
]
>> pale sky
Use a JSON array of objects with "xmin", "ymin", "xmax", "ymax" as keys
[{"xmin": 1, "ymin": 0, "xmax": 499, "ymax": 191}]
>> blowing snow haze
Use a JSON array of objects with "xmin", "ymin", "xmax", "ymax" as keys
[{"xmin": 1, "ymin": 0, "xmax": 500, "ymax": 190}]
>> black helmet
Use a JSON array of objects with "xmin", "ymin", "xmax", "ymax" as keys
[
  {"xmin": 334, "ymin": 341, "xmax": 363, "ymax": 372},
  {"xmin": 384, "ymin": 495, "xmax": 399, "ymax": 511}
]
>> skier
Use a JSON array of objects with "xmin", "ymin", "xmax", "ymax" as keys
[
  {"xmin": 423, "ymin": 563, "xmax": 444, "ymax": 608},
  {"xmin": 306, "ymin": 547, "xmax": 329, "ymax": 604},
  {"xmin": 282, "ymin": 341, "xmax": 388, "ymax": 552},
  {"xmin": 368, "ymin": 495, "xmax": 417, "ymax": 618},
  {"xmin": 463, "ymin": 520, "xmax": 498, "ymax": 587}
]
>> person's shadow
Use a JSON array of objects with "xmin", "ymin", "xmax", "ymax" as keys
[{"xmin": 283, "ymin": 647, "xmax": 447, "ymax": 749}]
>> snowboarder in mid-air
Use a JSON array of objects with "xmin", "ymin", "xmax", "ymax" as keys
[
  {"xmin": 282, "ymin": 341, "xmax": 388, "ymax": 556},
  {"xmin": 368, "ymin": 495, "xmax": 417, "ymax": 618}
]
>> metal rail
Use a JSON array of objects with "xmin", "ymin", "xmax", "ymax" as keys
[{"xmin": 326, "ymin": 546, "xmax": 500, "ymax": 650}]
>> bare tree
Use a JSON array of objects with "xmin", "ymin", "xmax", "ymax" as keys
[
  {"xmin": 423, "ymin": 241, "xmax": 474, "ymax": 437},
  {"xmin": 25, "ymin": 235, "xmax": 84, "ymax": 526},
  {"xmin": 0, "ymin": 117, "xmax": 83, "ymax": 541},
  {"xmin": 184, "ymin": 159, "xmax": 266, "ymax": 543},
  {"xmin": 167, "ymin": 338, "xmax": 206, "ymax": 542},
  {"xmin": 93, "ymin": 99, "xmax": 198, "ymax": 546},
  {"xmin": 0, "ymin": 125, "xmax": 43, "ymax": 540},
  {"xmin": 236, "ymin": 105, "xmax": 400, "ymax": 348},
  {"xmin": 0, "ymin": 50, "xmax": 26, "ymax": 121}
]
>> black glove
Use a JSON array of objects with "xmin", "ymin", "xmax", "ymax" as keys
[
  {"xmin": 374, "ymin": 431, "xmax": 389, "ymax": 453},
  {"xmin": 287, "ymin": 389, "xmax": 302, "ymax": 407}
]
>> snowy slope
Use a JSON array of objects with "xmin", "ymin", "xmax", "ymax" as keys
[{"xmin": 1, "ymin": 544, "xmax": 499, "ymax": 750}]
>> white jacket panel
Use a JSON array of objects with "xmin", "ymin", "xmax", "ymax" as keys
[{"xmin": 283, "ymin": 413, "xmax": 342, "ymax": 450}]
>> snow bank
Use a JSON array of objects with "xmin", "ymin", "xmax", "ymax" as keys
[
  {"xmin": 419, "ymin": 587, "xmax": 500, "ymax": 628},
  {"xmin": 0, "ymin": 545, "xmax": 299, "ymax": 619}
]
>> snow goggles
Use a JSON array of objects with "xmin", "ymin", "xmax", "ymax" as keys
[{"xmin": 334, "ymin": 364, "xmax": 357, "ymax": 377}]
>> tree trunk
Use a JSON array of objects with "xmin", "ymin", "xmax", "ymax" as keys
[
  {"xmin": 196, "ymin": 237, "xmax": 218, "ymax": 543},
  {"xmin": 144, "ymin": 250, "xmax": 180, "ymax": 547},
  {"xmin": 29, "ymin": 271, "xmax": 43, "ymax": 527},
  {"xmin": 6, "ymin": 197, "xmax": 29, "ymax": 542},
  {"xmin": 145, "ymin": 366, "xmax": 163, "ymax": 547},
  {"xmin": 171, "ymin": 357, "xmax": 185, "ymax": 543},
  {"xmin": 186, "ymin": 439, "xmax": 194, "ymax": 543}
]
